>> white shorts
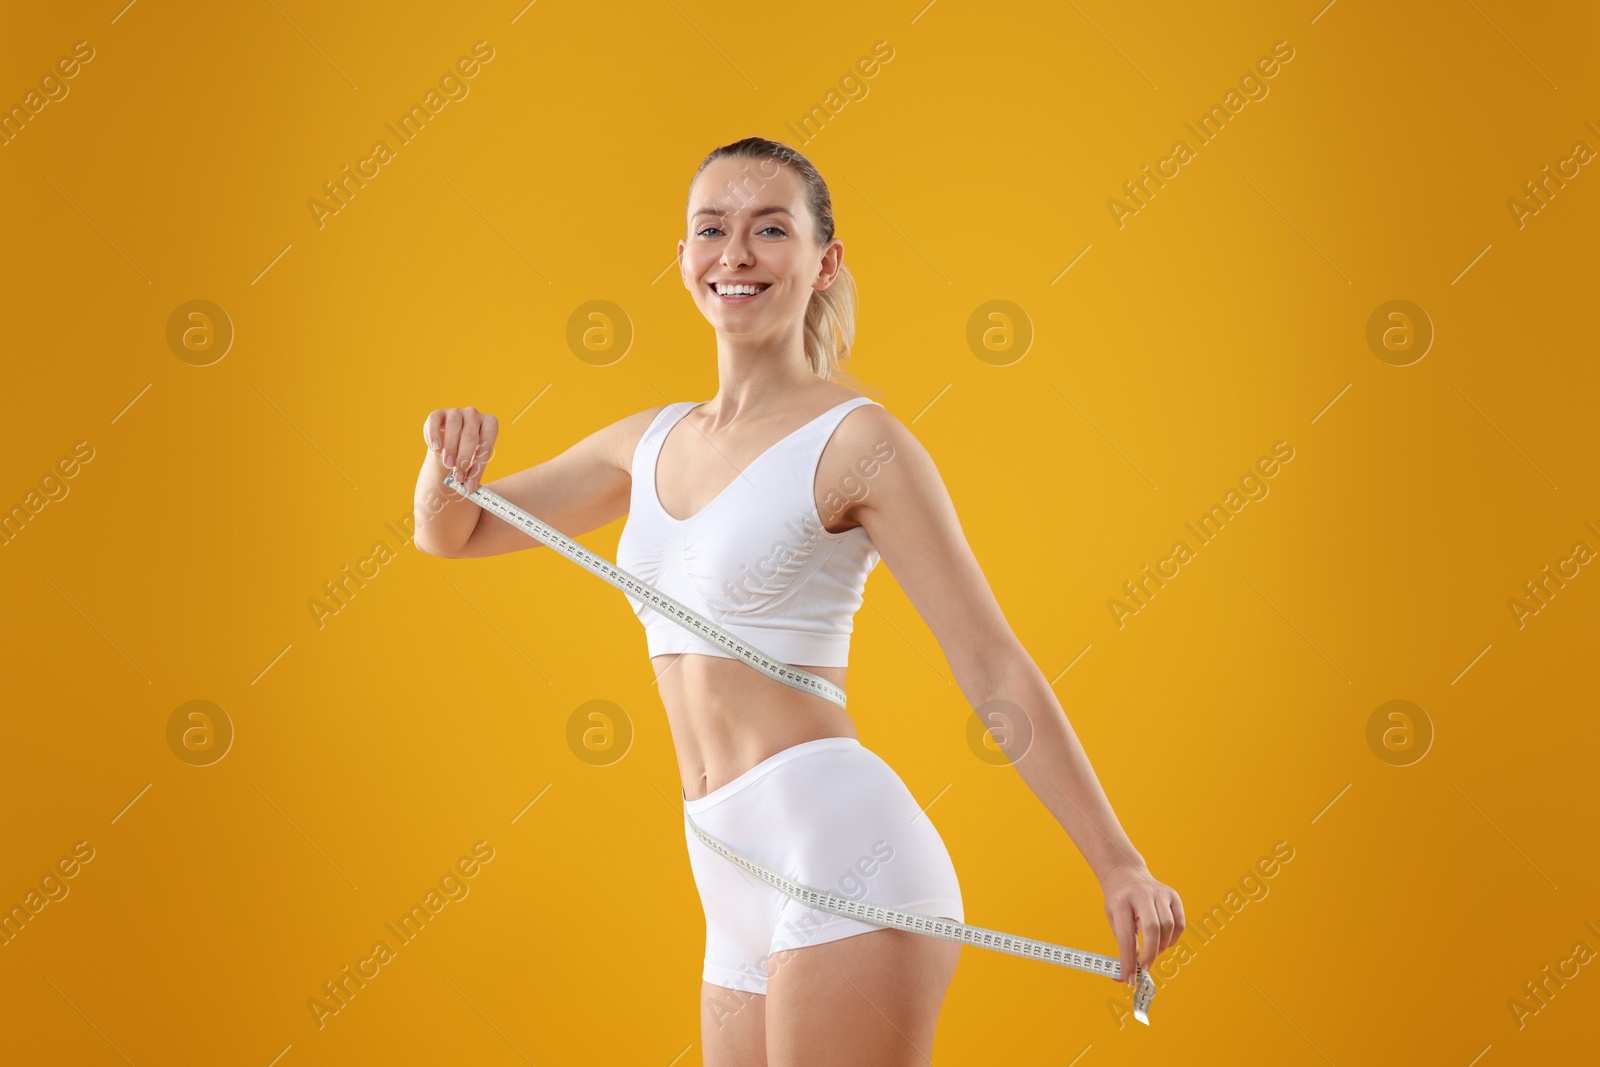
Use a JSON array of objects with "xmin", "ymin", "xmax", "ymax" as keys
[{"xmin": 682, "ymin": 735, "xmax": 964, "ymax": 996}]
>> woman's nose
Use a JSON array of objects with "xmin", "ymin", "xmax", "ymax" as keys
[{"xmin": 721, "ymin": 231, "xmax": 754, "ymax": 267}]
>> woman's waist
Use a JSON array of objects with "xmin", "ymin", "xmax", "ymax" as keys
[
  {"xmin": 678, "ymin": 730, "xmax": 865, "ymax": 812},
  {"xmin": 652, "ymin": 651, "xmax": 848, "ymax": 712},
  {"xmin": 663, "ymin": 702, "xmax": 851, "ymax": 800},
  {"xmin": 651, "ymin": 652, "xmax": 856, "ymax": 797}
]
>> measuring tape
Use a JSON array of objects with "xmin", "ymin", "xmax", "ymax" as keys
[{"xmin": 442, "ymin": 471, "xmax": 1157, "ymax": 1024}]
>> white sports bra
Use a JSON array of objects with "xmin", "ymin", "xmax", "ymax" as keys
[{"xmin": 615, "ymin": 396, "xmax": 884, "ymax": 668}]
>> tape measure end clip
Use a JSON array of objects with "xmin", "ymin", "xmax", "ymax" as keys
[{"xmin": 1131, "ymin": 968, "xmax": 1156, "ymax": 1026}]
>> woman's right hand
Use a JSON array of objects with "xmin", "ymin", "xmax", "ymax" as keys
[{"xmin": 422, "ymin": 406, "xmax": 498, "ymax": 495}]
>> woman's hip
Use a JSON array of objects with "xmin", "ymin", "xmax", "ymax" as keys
[{"xmin": 682, "ymin": 735, "xmax": 962, "ymax": 914}]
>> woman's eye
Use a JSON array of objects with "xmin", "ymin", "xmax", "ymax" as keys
[{"xmin": 694, "ymin": 225, "xmax": 787, "ymax": 238}]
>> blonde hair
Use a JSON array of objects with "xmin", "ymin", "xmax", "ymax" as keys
[{"xmin": 689, "ymin": 137, "xmax": 872, "ymax": 393}]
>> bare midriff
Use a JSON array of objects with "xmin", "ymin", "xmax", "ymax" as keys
[{"xmin": 654, "ymin": 652, "xmax": 857, "ymax": 802}]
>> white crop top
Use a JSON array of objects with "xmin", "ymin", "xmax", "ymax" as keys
[{"xmin": 615, "ymin": 396, "xmax": 884, "ymax": 668}]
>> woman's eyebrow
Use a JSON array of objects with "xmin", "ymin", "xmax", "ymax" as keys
[{"xmin": 691, "ymin": 205, "xmax": 795, "ymax": 220}]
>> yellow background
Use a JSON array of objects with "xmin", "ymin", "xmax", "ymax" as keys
[{"xmin": 2, "ymin": 1, "xmax": 1596, "ymax": 1063}]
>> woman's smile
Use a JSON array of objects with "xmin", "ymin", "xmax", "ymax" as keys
[{"xmin": 709, "ymin": 280, "xmax": 772, "ymax": 305}]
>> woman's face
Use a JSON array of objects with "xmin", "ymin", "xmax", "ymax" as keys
[{"xmin": 679, "ymin": 157, "xmax": 841, "ymax": 343}]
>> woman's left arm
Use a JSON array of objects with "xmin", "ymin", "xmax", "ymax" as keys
[{"xmin": 847, "ymin": 408, "xmax": 1185, "ymax": 984}]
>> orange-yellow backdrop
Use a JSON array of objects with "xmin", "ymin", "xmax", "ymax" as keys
[{"xmin": 2, "ymin": 1, "xmax": 1596, "ymax": 1064}]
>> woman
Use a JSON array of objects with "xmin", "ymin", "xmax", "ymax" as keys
[{"xmin": 413, "ymin": 136, "xmax": 1184, "ymax": 1065}]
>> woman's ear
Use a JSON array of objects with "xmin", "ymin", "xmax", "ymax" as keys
[{"xmin": 813, "ymin": 238, "xmax": 844, "ymax": 290}]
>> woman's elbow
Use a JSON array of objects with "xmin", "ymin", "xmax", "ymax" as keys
[{"xmin": 413, "ymin": 534, "xmax": 459, "ymax": 558}]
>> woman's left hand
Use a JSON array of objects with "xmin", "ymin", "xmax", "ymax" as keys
[{"xmin": 1100, "ymin": 863, "xmax": 1185, "ymax": 984}]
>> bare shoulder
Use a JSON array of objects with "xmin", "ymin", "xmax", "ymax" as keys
[
  {"xmin": 817, "ymin": 398, "xmax": 937, "ymax": 531},
  {"xmin": 831, "ymin": 399, "xmax": 929, "ymax": 467},
  {"xmin": 591, "ymin": 402, "xmax": 674, "ymax": 475}
]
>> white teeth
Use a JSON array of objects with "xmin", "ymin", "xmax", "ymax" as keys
[{"xmin": 714, "ymin": 283, "xmax": 766, "ymax": 296}]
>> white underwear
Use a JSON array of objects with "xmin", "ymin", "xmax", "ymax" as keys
[{"xmin": 682, "ymin": 735, "xmax": 965, "ymax": 996}]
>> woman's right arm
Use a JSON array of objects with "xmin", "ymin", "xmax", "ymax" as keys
[{"xmin": 413, "ymin": 404, "xmax": 666, "ymax": 559}]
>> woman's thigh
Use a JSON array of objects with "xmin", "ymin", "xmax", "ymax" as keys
[
  {"xmin": 701, "ymin": 981, "xmax": 767, "ymax": 1067},
  {"xmin": 684, "ymin": 738, "xmax": 966, "ymax": 1063},
  {"xmin": 763, "ymin": 925, "xmax": 961, "ymax": 1067},
  {"xmin": 757, "ymin": 743, "xmax": 965, "ymax": 1065}
]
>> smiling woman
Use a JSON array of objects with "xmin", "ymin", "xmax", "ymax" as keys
[
  {"xmin": 411, "ymin": 134, "xmax": 1184, "ymax": 1066},
  {"xmin": 679, "ymin": 138, "xmax": 872, "ymax": 395}
]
